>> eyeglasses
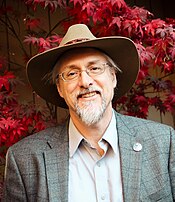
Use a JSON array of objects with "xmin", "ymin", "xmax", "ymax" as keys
[{"xmin": 57, "ymin": 63, "xmax": 111, "ymax": 82}]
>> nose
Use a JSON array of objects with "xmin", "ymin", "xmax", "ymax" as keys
[{"xmin": 78, "ymin": 70, "xmax": 94, "ymax": 88}]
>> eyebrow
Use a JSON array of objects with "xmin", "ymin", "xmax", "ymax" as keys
[{"xmin": 63, "ymin": 59, "xmax": 103, "ymax": 70}]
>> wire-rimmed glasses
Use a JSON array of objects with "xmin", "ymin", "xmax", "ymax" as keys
[{"xmin": 57, "ymin": 62, "xmax": 110, "ymax": 82}]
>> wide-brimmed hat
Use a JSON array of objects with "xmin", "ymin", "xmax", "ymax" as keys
[{"xmin": 27, "ymin": 24, "xmax": 140, "ymax": 108}]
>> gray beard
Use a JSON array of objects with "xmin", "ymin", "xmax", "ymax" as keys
[{"xmin": 75, "ymin": 98, "xmax": 106, "ymax": 126}]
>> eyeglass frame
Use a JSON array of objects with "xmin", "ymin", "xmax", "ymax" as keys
[{"xmin": 56, "ymin": 62, "xmax": 116, "ymax": 82}]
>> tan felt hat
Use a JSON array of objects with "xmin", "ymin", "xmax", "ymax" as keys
[{"xmin": 27, "ymin": 24, "xmax": 140, "ymax": 108}]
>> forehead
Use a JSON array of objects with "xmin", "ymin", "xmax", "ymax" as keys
[{"xmin": 57, "ymin": 48, "xmax": 107, "ymax": 68}]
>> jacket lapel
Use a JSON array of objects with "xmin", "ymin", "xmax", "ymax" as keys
[
  {"xmin": 115, "ymin": 112, "xmax": 143, "ymax": 202},
  {"xmin": 44, "ymin": 123, "xmax": 69, "ymax": 202},
  {"xmin": 42, "ymin": 113, "xmax": 144, "ymax": 202}
]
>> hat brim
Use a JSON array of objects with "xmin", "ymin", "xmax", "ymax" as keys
[{"xmin": 27, "ymin": 36, "xmax": 140, "ymax": 108}]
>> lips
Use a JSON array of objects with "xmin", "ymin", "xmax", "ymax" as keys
[{"xmin": 78, "ymin": 91, "xmax": 100, "ymax": 99}]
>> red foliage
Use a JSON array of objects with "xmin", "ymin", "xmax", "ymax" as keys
[
  {"xmin": 0, "ymin": 64, "xmax": 55, "ymax": 158},
  {"xmin": 24, "ymin": 35, "xmax": 62, "ymax": 52},
  {"xmin": 23, "ymin": 0, "xmax": 65, "ymax": 12}
]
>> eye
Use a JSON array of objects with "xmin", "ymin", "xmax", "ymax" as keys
[
  {"xmin": 89, "ymin": 66, "xmax": 102, "ymax": 73},
  {"xmin": 65, "ymin": 69, "xmax": 79, "ymax": 79}
]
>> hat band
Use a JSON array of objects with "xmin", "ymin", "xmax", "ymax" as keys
[{"xmin": 65, "ymin": 38, "xmax": 90, "ymax": 45}]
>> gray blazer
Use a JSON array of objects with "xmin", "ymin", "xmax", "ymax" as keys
[{"xmin": 2, "ymin": 112, "xmax": 175, "ymax": 202}]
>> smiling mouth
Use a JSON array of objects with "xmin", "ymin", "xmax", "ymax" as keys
[{"xmin": 78, "ymin": 91, "xmax": 100, "ymax": 99}]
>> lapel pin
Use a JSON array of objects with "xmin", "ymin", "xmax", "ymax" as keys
[{"xmin": 133, "ymin": 142, "xmax": 142, "ymax": 152}]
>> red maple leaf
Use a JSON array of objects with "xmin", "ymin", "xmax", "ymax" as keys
[
  {"xmin": 109, "ymin": 17, "xmax": 122, "ymax": 29},
  {"xmin": 143, "ymin": 19, "xmax": 165, "ymax": 38},
  {"xmin": 48, "ymin": 35, "xmax": 62, "ymax": 43},
  {"xmin": 0, "ymin": 117, "xmax": 19, "ymax": 130},
  {"xmin": 167, "ymin": 94, "xmax": 175, "ymax": 103},
  {"xmin": 170, "ymin": 45, "xmax": 175, "ymax": 60},
  {"xmin": 44, "ymin": 0, "xmax": 65, "ymax": 12},
  {"xmin": 70, "ymin": 0, "xmax": 83, "ymax": 7},
  {"xmin": 136, "ymin": 66, "xmax": 149, "ymax": 84},
  {"xmin": 149, "ymin": 96, "xmax": 161, "ymax": 106},
  {"xmin": 82, "ymin": 1, "xmax": 96, "ymax": 16},
  {"xmin": 0, "ymin": 71, "xmax": 16, "ymax": 92},
  {"xmin": 39, "ymin": 38, "xmax": 51, "ymax": 48},
  {"xmin": 109, "ymin": 0, "xmax": 126, "ymax": 8},
  {"xmin": 24, "ymin": 36, "xmax": 39, "ymax": 46},
  {"xmin": 122, "ymin": 19, "xmax": 142, "ymax": 37},
  {"xmin": 136, "ymin": 43, "xmax": 154, "ymax": 66},
  {"xmin": 134, "ymin": 95, "xmax": 148, "ymax": 104},
  {"xmin": 162, "ymin": 61, "xmax": 174, "ymax": 73},
  {"xmin": 164, "ymin": 94, "xmax": 175, "ymax": 113},
  {"xmin": 140, "ymin": 105, "xmax": 149, "ymax": 115},
  {"xmin": 128, "ymin": 7, "xmax": 152, "ymax": 22}
]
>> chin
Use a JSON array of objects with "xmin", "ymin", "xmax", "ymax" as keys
[{"xmin": 75, "ymin": 100, "xmax": 107, "ymax": 126}]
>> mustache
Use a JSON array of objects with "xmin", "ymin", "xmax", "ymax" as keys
[{"xmin": 76, "ymin": 87, "xmax": 102, "ymax": 98}]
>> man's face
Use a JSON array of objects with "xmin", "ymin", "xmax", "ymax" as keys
[{"xmin": 56, "ymin": 48, "xmax": 117, "ymax": 125}]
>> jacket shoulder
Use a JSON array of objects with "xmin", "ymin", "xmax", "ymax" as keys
[
  {"xmin": 8, "ymin": 123, "xmax": 68, "ymax": 154},
  {"xmin": 115, "ymin": 112, "xmax": 174, "ymax": 135}
]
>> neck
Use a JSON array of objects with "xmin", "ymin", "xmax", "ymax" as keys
[{"xmin": 70, "ymin": 107, "xmax": 113, "ymax": 146}]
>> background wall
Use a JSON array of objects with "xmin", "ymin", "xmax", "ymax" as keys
[{"xmin": 125, "ymin": 0, "xmax": 175, "ymax": 19}]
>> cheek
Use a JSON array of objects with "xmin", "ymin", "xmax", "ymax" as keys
[{"xmin": 57, "ymin": 82, "xmax": 77, "ymax": 99}]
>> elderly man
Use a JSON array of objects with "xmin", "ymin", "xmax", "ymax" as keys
[{"xmin": 2, "ymin": 24, "xmax": 175, "ymax": 202}]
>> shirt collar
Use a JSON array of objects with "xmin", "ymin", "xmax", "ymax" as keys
[
  {"xmin": 102, "ymin": 110, "xmax": 118, "ymax": 154},
  {"xmin": 69, "ymin": 110, "xmax": 118, "ymax": 157},
  {"xmin": 69, "ymin": 119, "xmax": 83, "ymax": 157}
]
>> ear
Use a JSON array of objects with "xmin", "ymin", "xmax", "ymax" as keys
[
  {"xmin": 57, "ymin": 84, "xmax": 64, "ymax": 98},
  {"xmin": 111, "ymin": 69, "xmax": 117, "ymax": 88}
]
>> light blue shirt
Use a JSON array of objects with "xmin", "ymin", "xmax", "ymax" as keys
[{"xmin": 69, "ymin": 111, "xmax": 123, "ymax": 202}]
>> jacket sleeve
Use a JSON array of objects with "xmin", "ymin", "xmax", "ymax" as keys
[
  {"xmin": 2, "ymin": 148, "xmax": 27, "ymax": 202},
  {"xmin": 169, "ymin": 127, "xmax": 175, "ymax": 201}
]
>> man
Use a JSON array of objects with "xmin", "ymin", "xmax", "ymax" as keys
[{"xmin": 2, "ymin": 24, "xmax": 175, "ymax": 202}]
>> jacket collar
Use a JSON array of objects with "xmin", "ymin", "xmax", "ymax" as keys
[
  {"xmin": 44, "ymin": 121, "xmax": 69, "ymax": 201},
  {"xmin": 115, "ymin": 112, "xmax": 143, "ymax": 201}
]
